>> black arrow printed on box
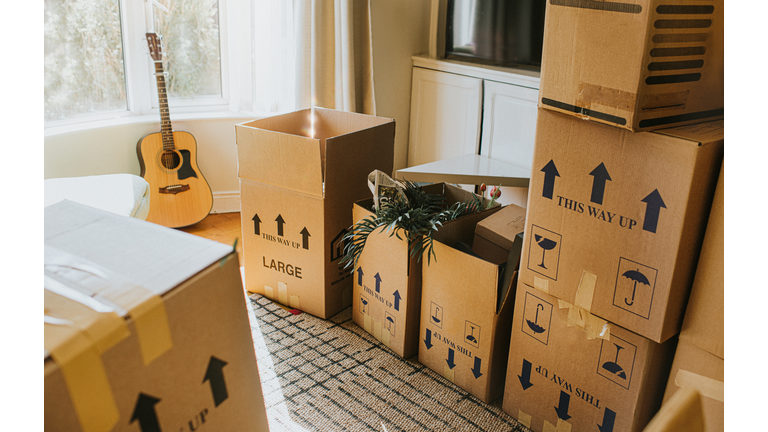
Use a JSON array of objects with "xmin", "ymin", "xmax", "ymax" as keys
[
  {"xmin": 589, "ymin": 163, "xmax": 612, "ymax": 205},
  {"xmin": 131, "ymin": 393, "xmax": 162, "ymax": 432},
  {"xmin": 541, "ymin": 160, "xmax": 560, "ymax": 200},
  {"xmin": 275, "ymin": 214, "xmax": 285, "ymax": 236},
  {"xmin": 204, "ymin": 356, "xmax": 229, "ymax": 407},
  {"xmin": 641, "ymin": 189, "xmax": 666, "ymax": 233},
  {"xmin": 598, "ymin": 408, "xmax": 616, "ymax": 432},
  {"xmin": 252, "ymin": 213, "xmax": 261, "ymax": 235},
  {"xmin": 554, "ymin": 390, "xmax": 572, "ymax": 421}
]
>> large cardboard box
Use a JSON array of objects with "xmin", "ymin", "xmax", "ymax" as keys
[
  {"xmin": 351, "ymin": 183, "xmax": 498, "ymax": 358},
  {"xmin": 44, "ymin": 201, "xmax": 269, "ymax": 432},
  {"xmin": 502, "ymin": 282, "xmax": 676, "ymax": 432},
  {"xmin": 661, "ymin": 162, "xmax": 723, "ymax": 432},
  {"xmin": 236, "ymin": 107, "xmax": 395, "ymax": 319},
  {"xmin": 539, "ymin": 0, "xmax": 724, "ymax": 132},
  {"xmin": 520, "ymin": 109, "xmax": 723, "ymax": 342},
  {"xmin": 418, "ymin": 207, "xmax": 524, "ymax": 403}
]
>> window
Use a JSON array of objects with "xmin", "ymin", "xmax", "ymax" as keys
[
  {"xmin": 44, "ymin": 0, "xmax": 248, "ymax": 128},
  {"xmin": 44, "ymin": 0, "xmax": 128, "ymax": 122}
]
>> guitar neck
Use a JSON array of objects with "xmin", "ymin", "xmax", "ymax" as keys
[{"xmin": 153, "ymin": 61, "xmax": 175, "ymax": 150}]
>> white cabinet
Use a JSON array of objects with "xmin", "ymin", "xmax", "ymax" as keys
[
  {"xmin": 407, "ymin": 67, "xmax": 482, "ymax": 167},
  {"xmin": 404, "ymin": 55, "xmax": 541, "ymax": 206}
]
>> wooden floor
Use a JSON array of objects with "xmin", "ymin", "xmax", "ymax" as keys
[{"xmin": 178, "ymin": 212, "xmax": 244, "ymax": 264}]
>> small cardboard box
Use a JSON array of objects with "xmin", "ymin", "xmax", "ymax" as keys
[
  {"xmin": 502, "ymin": 282, "xmax": 676, "ymax": 432},
  {"xmin": 351, "ymin": 183, "xmax": 499, "ymax": 358},
  {"xmin": 44, "ymin": 201, "xmax": 269, "ymax": 432},
  {"xmin": 472, "ymin": 203, "xmax": 527, "ymax": 265},
  {"xmin": 236, "ymin": 107, "xmax": 395, "ymax": 319},
  {"xmin": 662, "ymin": 340, "xmax": 723, "ymax": 432},
  {"xmin": 538, "ymin": 0, "xmax": 724, "ymax": 131},
  {"xmin": 520, "ymin": 109, "xmax": 723, "ymax": 343},
  {"xmin": 418, "ymin": 211, "xmax": 524, "ymax": 403},
  {"xmin": 662, "ymin": 162, "xmax": 723, "ymax": 432}
]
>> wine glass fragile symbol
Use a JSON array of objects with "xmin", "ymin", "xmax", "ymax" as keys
[{"xmin": 534, "ymin": 234, "xmax": 557, "ymax": 269}]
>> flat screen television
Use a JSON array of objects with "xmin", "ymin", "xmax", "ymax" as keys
[{"xmin": 445, "ymin": 0, "xmax": 546, "ymax": 68}]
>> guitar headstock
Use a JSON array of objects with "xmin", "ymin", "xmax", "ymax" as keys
[{"xmin": 146, "ymin": 33, "xmax": 163, "ymax": 62}]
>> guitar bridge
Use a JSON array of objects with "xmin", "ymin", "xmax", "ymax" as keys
[{"xmin": 159, "ymin": 184, "xmax": 190, "ymax": 195}]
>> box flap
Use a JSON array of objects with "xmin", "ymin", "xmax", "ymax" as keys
[
  {"xmin": 44, "ymin": 201, "xmax": 233, "ymax": 296},
  {"xmin": 236, "ymin": 109, "xmax": 324, "ymax": 197},
  {"xmin": 654, "ymin": 120, "xmax": 725, "ymax": 145}
]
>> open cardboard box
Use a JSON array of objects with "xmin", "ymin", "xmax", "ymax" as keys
[
  {"xmin": 236, "ymin": 107, "xmax": 395, "ymax": 319},
  {"xmin": 502, "ymin": 282, "xmax": 676, "ymax": 432},
  {"xmin": 418, "ymin": 205, "xmax": 525, "ymax": 403},
  {"xmin": 44, "ymin": 201, "xmax": 269, "ymax": 432},
  {"xmin": 538, "ymin": 0, "xmax": 723, "ymax": 132},
  {"xmin": 520, "ymin": 109, "xmax": 723, "ymax": 343},
  {"xmin": 350, "ymin": 183, "xmax": 499, "ymax": 358}
]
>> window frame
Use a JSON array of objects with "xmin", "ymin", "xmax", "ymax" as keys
[{"xmin": 44, "ymin": 0, "xmax": 255, "ymax": 135}]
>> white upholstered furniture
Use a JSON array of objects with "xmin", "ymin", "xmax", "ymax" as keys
[{"xmin": 44, "ymin": 174, "xmax": 151, "ymax": 220}]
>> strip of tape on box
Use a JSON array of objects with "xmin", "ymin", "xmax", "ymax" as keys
[
  {"xmin": 45, "ymin": 246, "xmax": 173, "ymax": 364},
  {"xmin": 675, "ymin": 369, "xmax": 724, "ymax": 403},
  {"xmin": 44, "ymin": 290, "xmax": 122, "ymax": 432}
]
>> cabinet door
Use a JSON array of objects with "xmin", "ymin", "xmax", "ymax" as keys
[
  {"xmin": 479, "ymin": 80, "xmax": 539, "ymax": 207},
  {"xmin": 479, "ymin": 81, "xmax": 538, "ymax": 170},
  {"xmin": 407, "ymin": 67, "xmax": 482, "ymax": 167}
]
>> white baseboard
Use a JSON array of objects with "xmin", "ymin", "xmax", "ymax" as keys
[{"xmin": 211, "ymin": 191, "xmax": 241, "ymax": 214}]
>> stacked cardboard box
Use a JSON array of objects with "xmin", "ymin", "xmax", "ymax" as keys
[
  {"xmin": 418, "ymin": 204, "xmax": 526, "ymax": 403},
  {"xmin": 660, "ymin": 163, "xmax": 724, "ymax": 431},
  {"xmin": 44, "ymin": 201, "xmax": 269, "ymax": 432},
  {"xmin": 350, "ymin": 183, "xmax": 500, "ymax": 358},
  {"xmin": 502, "ymin": 1, "xmax": 724, "ymax": 430},
  {"xmin": 236, "ymin": 107, "xmax": 395, "ymax": 319}
]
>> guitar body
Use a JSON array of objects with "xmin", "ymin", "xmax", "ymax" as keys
[{"xmin": 137, "ymin": 130, "xmax": 213, "ymax": 228}]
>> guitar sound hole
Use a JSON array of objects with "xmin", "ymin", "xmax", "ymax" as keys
[{"xmin": 161, "ymin": 150, "xmax": 181, "ymax": 170}]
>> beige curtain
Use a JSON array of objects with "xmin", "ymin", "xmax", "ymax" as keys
[{"xmin": 293, "ymin": 0, "xmax": 376, "ymax": 115}]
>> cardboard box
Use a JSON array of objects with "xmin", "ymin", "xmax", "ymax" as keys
[
  {"xmin": 661, "ymin": 340, "xmax": 723, "ymax": 432},
  {"xmin": 520, "ymin": 109, "xmax": 723, "ymax": 342},
  {"xmin": 502, "ymin": 282, "xmax": 676, "ymax": 432},
  {"xmin": 44, "ymin": 201, "xmax": 269, "ymax": 432},
  {"xmin": 236, "ymin": 107, "xmax": 395, "ymax": 319},
  {"xmin": 351, "ymin": 183, "xmax": 499, "ymax": 358},
  {"xmin": 418, "ymin": 210, "xmax": 524, "ymax": 403},
  {"xmin": 679, "ymin": 161, "xmax": 724, "ymax": 358},
  {"xmin": 644, "ymin": 388, "xmax": 706, "ymax": 432},
  {"xmin": 472, "ymin": 203, "xmax": 527, "ymax": 265},
  {"xmin": 539, "ymin": 0, "xmax": 724, "ymax": 131},
  {"xmin": 661, "ymin": 162, "xmax": 723, "ymax": 432}
]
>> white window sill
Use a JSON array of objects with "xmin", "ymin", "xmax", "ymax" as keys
[{"xmin": 44, "ymin": 110, "xmax": 276, "ymax": 138}]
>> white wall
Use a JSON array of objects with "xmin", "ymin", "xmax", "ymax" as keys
[
  {"xmin": 370, "ymin": 0, "xmax": 431, "ymax": 173},
  {"xmin": 43, "ymin": 1, "xmax": 431, "ymax": 211}
]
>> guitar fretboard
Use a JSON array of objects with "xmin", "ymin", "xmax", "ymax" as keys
[{"xmin": 153, "ymin": 61, "xmax": 174, "ymax": 150}]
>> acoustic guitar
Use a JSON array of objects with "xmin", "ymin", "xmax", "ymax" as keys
[{"xmin": 137, "ymin": 33, "xmax": 213, "ymax": 228}]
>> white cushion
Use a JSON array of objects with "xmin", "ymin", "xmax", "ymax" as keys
[{"xmin": 44, "ymin": 174, "xmax": 151, "ymax": 220}]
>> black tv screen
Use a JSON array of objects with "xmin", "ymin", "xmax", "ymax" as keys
[{"xmin": 445, "ymin": 0, "xmax": 546, "ymax": 68}]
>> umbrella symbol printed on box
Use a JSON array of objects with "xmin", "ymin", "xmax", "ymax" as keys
[
  {"xmin": 526, "ymin": 304, "xmax": 546, "ymax": 334},
  {"xmin": 534, "ymin": 234, "xmax": 558, "ymax": 269},
  {"xmin": 602, "ymin": 343, "xmax": 627, "ymax": 380},
  {"xmin": 621, "ymin": 269, "xmax": 650, "ymax": 306}
]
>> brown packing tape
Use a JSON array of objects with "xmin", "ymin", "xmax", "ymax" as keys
[
  {"xmin": 44, "ymin": 289, "xmax": 126, "ymax": 432},
  {"xmin": 534, "ymin": 276, "xmax": 549, "ymax": 293},
  {"xmin": 517, "ymin": 411, "xmax": 532, "ymax": 428},
  {"xmin": 279, "ymin": 281, "xmax": 289, "ymax": 305},
  {"xmin": 543, "ymin": 418, "xmax": 573, "ymax": 432},
  {"xmin": 290, "ymin": 295, "xmax": 300, "ymax": 309},
  {"xmin": 443, "ymin": 365, "xmax": 456, "ymax": 383},
  {"xmin": 675, "ymin": 369, "xmax": 724, "ymax": 403},
  {"xmin": 558, "ymin": 299, "xmax": 611, "ymax": 341},
  {"xmin": 574, "ymin": 270, "xmax": 597, "ymax": 312},
  {"xmin": 265, "ymin": 285, "xmax": 275, "ymax": 299},
  {"xmin": 576, "ymin": 83, "xmax": 636, "ymax": 112},
  {"xmin": 44, "ymin": 261, "xmax": 173, "ymax": 366},
  {"xmin": 45, "ymin": 323, "xmax": 120, "ymax": 432}
]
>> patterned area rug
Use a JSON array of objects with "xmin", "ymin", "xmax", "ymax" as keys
[{"xmin": 245, "ymin": 292, "xmax": 533, "ymax": 432}]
